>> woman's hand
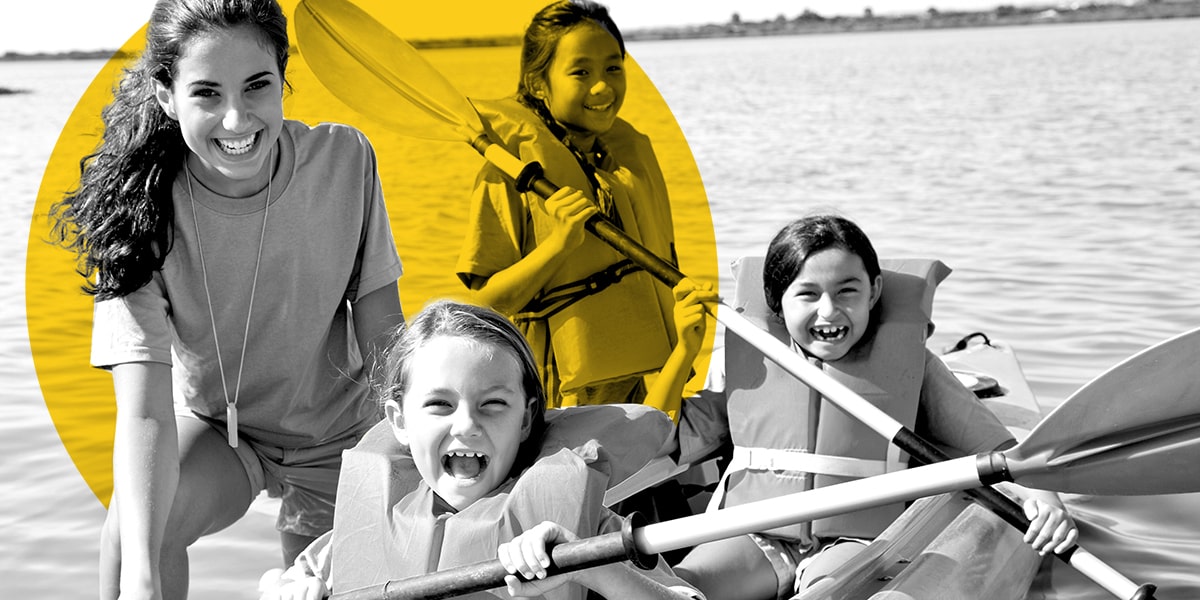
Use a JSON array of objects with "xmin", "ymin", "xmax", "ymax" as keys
[
  {"xmin": 542, "ymin": 187, "xmax": 598, "ymax": 252},
  {"xmin": 497, "ymin": 521, "xmax": 580, "ymax": 598}
]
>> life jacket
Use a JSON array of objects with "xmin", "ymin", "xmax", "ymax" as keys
[
  {"xmin": 472, "ymin": 98, "xmax": 676, "ymax": 398},
  {"xmin": 713, "ymin": 256, "xmax": 951, "ymax": 543},
  {"xmin": 329, "ymin": 403, "xmax": 673, "ymax": 598}
]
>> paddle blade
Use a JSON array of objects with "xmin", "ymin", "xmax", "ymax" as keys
[
  {"xmin": 1007, "ymin": 327, "xmax": 1200, "ymax": 495},
  {"xmin": 294, "ymin": 0, "xmax": 484, "ymax": 141}
]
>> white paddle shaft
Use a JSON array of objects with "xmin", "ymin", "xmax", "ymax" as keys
[
  {"xmin": 633, "ymin": 456, "xmax": 981, "ymax": 554},
  {"xmin": 1069, "ymin": 549, "xmax": 1147, "ymax": 600}
]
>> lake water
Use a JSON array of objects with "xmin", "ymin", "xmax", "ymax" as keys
[{"xmin": 3, "ymin": 17, "xmax": 1198, "ymax": 599}]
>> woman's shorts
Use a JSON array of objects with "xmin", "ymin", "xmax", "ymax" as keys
[{"xmin": 184, "ymin": 409, "xmax": 367, "ymax": 537}]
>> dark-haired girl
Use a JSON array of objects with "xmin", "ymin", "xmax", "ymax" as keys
[
  {"xmin": 658, "ymin": 215, "xmax": 1077, "ymax": 600},
  {"xmin": 457, "ymin": 0, "xmax": 679, "ymax": 408}
]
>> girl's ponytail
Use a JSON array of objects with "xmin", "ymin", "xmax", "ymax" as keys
[{"xmin": 52, "ymin": 61, "xmax": 184, "ymax": 299}]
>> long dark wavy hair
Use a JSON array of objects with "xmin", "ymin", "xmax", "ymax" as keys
[
  {"xmin": 515, "ymin": 0, "xmax": 625, "ymax": 202},
  {"xmin": 49, "ymin": 0, "xmax": 289, "ymax": 300},
  {"xmin": 377, "ymin": 300, "xmax": 549, "ymax": 474}
]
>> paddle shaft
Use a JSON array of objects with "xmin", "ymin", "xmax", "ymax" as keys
[
  {"xmin": 333, "ymin": 457, "xmax": 996, "ymax": 600},
  {"xmin": 504, "ymin": 153, "xmax": 1155, "ymax": 600},
  {"xmin": 329, "ymin": 439, "xmax": 1153, "ymax": 600},
  {"xmin": 332, "ymin": 515, "xmax": 649, "ymax": 600}
]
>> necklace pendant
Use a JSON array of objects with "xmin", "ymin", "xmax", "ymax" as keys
[{"xmin": 227, "ymin": 403, "xmax": 239, "ymax": 448}]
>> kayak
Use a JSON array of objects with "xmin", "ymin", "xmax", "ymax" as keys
[
  {"xmin": 265, "ymin": 334, "xmax": 1049, "ymax": 600},
  {"xmin": 789, "ymin": 334, "xmax": 1044, "ymax": 600}
]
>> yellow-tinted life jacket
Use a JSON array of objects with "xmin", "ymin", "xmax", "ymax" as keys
[
  {"xmin": 329, "ymin": 404, "xmax": 673, "ymax": 597},
  {"xmin": 472, "ymin": 98, "xmax": 676, "ymax": 396},
  {"xmin": 715, "ymin": 256, "xmax": 950, "ymax": 543}
]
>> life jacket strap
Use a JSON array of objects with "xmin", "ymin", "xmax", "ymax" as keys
[
  {"xmin": 730, "ymin": 446, "xmax": 905, "ymax": 478},
  {"xmin": 706, "ymin": 445, "xmax": 907, "ymax": 513},
  {"xmin": 514, "ymin": 259, "xmax": 644, "ymax": 322}
]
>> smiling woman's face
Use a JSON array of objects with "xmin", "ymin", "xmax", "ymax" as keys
[
  {"xmin": 390, "ymin": 335, "xmax": 533, "ymax": 511},
  {"xmin": 154, "ymin": 25, "xmax": 283, "ymax": 198}
]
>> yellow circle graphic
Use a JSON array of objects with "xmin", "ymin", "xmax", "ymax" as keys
[{"xmin": 27, "ymin": 0, "xmax": 717, "ymax": 505}]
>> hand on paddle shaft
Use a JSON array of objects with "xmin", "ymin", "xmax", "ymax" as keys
[
  {"xmin": 643, "ymin": 280, "xmax": 719, "ymax": 417},
  {"xmin": 542, "ymin": 187, "xmax": 598, "ymax": 254},
  {"xmin": 293, "ymin": 2, "xmax": 1199, "ymax": 598},
  {"xmin": 907, "ymin": 438, "xmax": 1081, "ymax": 556}
]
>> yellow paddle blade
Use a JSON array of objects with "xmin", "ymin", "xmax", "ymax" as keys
[
  {"xmin": 1007, "ymin": 326, "xmax": 1200, "ymax": 495},
  {"xmin": 294, "ymin": 0, "xmax": 484, "ymax": 141}
]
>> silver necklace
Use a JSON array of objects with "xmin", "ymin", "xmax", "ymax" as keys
[{"xmin": 183, "ymin": 151, "xmax": 271, "ymax": 449}]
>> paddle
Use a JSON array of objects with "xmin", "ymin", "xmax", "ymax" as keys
[
  {"xmin": 326, "ymin": 329, "xmax": 1200, "ymax": 600},
  {"xmin": 293, "ymin": 2, "xmax": 1184, "ymax": 598}
]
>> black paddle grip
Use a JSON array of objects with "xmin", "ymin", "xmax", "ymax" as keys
[{"xmin": 1130, "ymin": 584, "xmax": 1158, "ymax": 599}]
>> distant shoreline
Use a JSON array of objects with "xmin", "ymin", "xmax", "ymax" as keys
[
  {"xmin": 3, "ymin": 0, "xmax": 1198, "ymax": 61},
  {"xmin": 622, "ymin": 0, "xmax": 1200, "ymax": 43}
]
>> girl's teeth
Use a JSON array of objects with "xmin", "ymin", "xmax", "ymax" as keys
[
  {"xmin": 444, "ymin": 451, "xmax": 488, "ymax": 479},
  {"xmin": 812, "ymin": 326, "xmax": 847, "ymax": 341}
]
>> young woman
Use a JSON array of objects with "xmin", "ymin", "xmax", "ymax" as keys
[{"xmin": 50, "ymin": 1, "xmax": 403, "ymax": 597}]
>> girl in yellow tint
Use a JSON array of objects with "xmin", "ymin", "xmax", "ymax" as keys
[
  {"xmin": 457, "ymin": 0, "xmax": 680, "ymax": 408},
  {"xmin": 49, "ymin": 0, "xmax": 403, "ymax": 598},
  {"xmin": 657, "ymin": 215, "xmax": 1078, "ymax": 600},
  {"xmin": 261, "ymin": 301, "xmax": 702, "ymax": 600}
]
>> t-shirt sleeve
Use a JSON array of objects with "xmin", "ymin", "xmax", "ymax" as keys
[
  {"xmin": 349, "ymin": 134, "xmax": 402, "ymax": 303},
  {"xmin": 676, "ymin": 347, "xmax": 731, "ymax": 465},
  {"xmin": 916, "ymin": 349, "xmax": 1016, "ymax": 456},
  {"xmin": 595, "ymin": 511, "xmax": 706, "ymax": 599},
  {"xmin": 90, "ymin": 274, "xmax": 174, "ymax": 369},
  {"xmin": 454, "ymin": 166, "xmax": 527, "ymax": 287}
]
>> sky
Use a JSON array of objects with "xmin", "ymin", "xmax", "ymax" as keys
[{"xmin": 1, "ymin": 0, "xmax": 1051, "ymax": 55}]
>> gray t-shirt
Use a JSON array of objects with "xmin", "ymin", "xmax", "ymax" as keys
[{"xmin": 91, "ymin": 120, "xmax": 402, "ymax": 448}]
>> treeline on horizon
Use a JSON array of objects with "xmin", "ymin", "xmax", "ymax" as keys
[{"xmin": 3, "ymin": 0, "xmax": 1199, "ymax": 61}]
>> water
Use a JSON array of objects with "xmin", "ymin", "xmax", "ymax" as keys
[{"xmin": 3, "ymin": 17, "xmax": 1199, "ymax": 599}]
